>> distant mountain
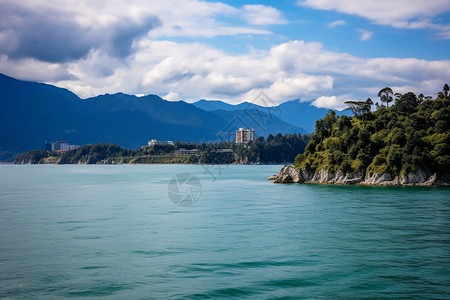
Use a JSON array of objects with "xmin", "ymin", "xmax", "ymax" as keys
[
  {"xmin": 212, "ymin": 108, "xmax": 305, "ymax": 137},
  {"xmin": 277, "ymin": 99, "xmax": 331, "ymax": 133},
  {"xmin": 192, "ymin": 99, "xmax": 265, "ymax": 112},
  {"xmin": 192, "ymin": 98, "xmax": 330, "ymax": 133},
  {"xmin": 0, "ymin": 73, "xmax": 304, "ymax": 160}
]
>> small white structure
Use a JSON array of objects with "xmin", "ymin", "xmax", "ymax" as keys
[
  {"xmin": 148, "ymin": 139, "xmax": 174, "ymax": 146},
  {"xmin": 68, "ymin": 144, "xmax": 80, "ymax": 150},
  {"xmin": 175, "ymin": 148, "xmax": 198, "ymax": 156}
]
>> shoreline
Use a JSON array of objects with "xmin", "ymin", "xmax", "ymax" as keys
[
  {"xmin": 269, "ymin": 165, "xmax": 450, "ymax": 187},
  {"xmin": 7, "ymin": 162, "xmax": 289, "ymax": 166},
  {"xmin": 277, "ymin": 180, "xmax": 450, "ymax": 187}
]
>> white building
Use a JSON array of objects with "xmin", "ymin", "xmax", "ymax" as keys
[{"xmin": 148, "ymin": 139, "xmax": 174, "ymax": 146}]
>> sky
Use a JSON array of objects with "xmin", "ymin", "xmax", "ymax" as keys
[{"xmin": 1, "ymin": 0, "xmax": 450, "ymax": 109}]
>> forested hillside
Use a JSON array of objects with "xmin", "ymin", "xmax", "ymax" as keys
[
  {"xmin": 14, "ymin": 133, "xmax": 309, "ymax": 165},
  {"xmin": 294, "ymin": 86, "xmax": 450, "ymax": 180}
]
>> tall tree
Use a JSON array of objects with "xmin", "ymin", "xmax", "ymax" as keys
[
  {"xmin": 345, "ymin": 98, "xmax": 372, "ymax": 117},
  {"xmin": 378, "ymin": 87, "xmax": 394, "ymax": 107},
  {"xmin": 443, "ymin": 83, "xmax": 449, "ymax": 98},
  {"xmin": 418, "ymin": 93, "xmax": 424, "ymax": 102}
]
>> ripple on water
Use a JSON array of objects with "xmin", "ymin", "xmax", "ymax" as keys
[
  {"xmin": 61, "ymin": 283, "xmax": 134, "ymax": 297},
  {"xmin": 182, "ymin": 287, "xmax": 257, "ymax": 299},
  {"xmin": 79, "ymin": 266, "xmax": 109, "ymax": 270},
  {"xmin": 131, "ymin": 249, "xmax": 182, "ymax": 257}
]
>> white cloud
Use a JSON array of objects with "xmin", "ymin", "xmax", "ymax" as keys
[
  {"xmin": 243, "ymin": 75, "xmax": 333, "ymax": 104},
  {"xmin": 312, "ymin": 95, "xmax": 353, "ymax": 110},
  {"xmin": 357, "ymin": 28, "xmax": 373, "ymax": 41},
  {"xmin": 0, "ymin": 0, "xmax": 162, "ymax": 62},
  {"xmin": 1, "ymin": 39, "xmax": 445, "ymax": 110},
  {"xmin": 298, "ymin": 0, "xmax": 450, "ymax": 38},
  {"xmin": 327, "ymin": 20, "xmax": 347, "ymax": 27},
  {"xmin": 312, "ymin": 96, "xmax": 338, "ymax": 109},
  {"xmin": 0, "ymin": 0, "xmax": 280, "ymax": 64},
  {"xmin": 242, "ymin": 5, "xmax": 287, "ymax": 25},
  {"xmin": 164, "ymin": 92, "xmax": 181, "ymax": 101}
]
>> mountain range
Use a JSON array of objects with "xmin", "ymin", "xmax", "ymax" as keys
[
  {"xmin": 0, "ymin": 73, "xmax": 330, "ymax": 161},
  {"xmin": 192, "ymin": 99, "xmax": 331, "ymax": 132}
]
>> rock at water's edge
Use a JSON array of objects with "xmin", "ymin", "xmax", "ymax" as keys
[{"xmin": 270, "ymin": 166, "xmax": 448, "ymax": 186}]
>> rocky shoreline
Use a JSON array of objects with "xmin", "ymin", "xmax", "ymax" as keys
[{"xmin": 269, "ymin": 165, "xmax": 450, "ymax": 186}]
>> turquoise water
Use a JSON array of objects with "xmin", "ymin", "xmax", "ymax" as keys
[{"xmin": 0, "ymin": 165, "xmax": 449, "ymax": 299}]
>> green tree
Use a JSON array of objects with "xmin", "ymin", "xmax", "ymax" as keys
[
  {"xmin": 436, "ymin": 91, "xmax": 446, "ymax": 99},
  {"xmin": 323, "ymin": 110, "xmax": 337, "ymax": 130},
  {"xmin": 395, "ymin": 92, "xmax": 419, "ymax": 113},
  {"xmin": 443, "ymin": 83, "xmax": 449, "ymax": 98},
  {"xmin": 378, "ymin": 87, "xmax": 394, "ymax": 107},
  {"xmin": 345, "ymin": 98, "xmax": 372, "ymax": 117}
]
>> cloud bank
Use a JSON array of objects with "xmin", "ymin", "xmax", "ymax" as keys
[
  {"xmin": 3, "ymin": 39, "xmax": 448, "ymax": 110},
  {"xmin": 1, "ymin": 0, "xmax": 449, "ymax": 110},
  {"xmin": 299, "ymin": 0, "xmax": 450, "ymax": 38}
]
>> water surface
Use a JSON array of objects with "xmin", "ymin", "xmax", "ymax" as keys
[{"xmin": 0, "ymin": 165, "xmax": 449, "ymax": 299}]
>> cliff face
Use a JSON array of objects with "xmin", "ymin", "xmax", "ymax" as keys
[{"xmin": 270, "ymin": 165, "xmax": 448, "ymax": 186}]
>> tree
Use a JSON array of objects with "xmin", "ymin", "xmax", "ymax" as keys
[
  {"xmin": 378, "ymin": 87, "xmax": 394, "ymax": 107},
  {"xmin": 365, "ymin": 98, "xmax": 374, "ymax": 108},
  {"xmin": 345, "ymin": 101, "xmax": 362, "ymax": 117},
  {"xmin": 443, "ymin": 83, "xmax": 449, "ymax": 98},
  {"xmin": 323, "ymin": 110, "xmax": 337, "ymax": 130},
  {"xmin": 436, "ymin": 91, "xmax": 446, "ymax": 99},
  {"xmin": 418, "ymin": 93, "xmax": 425, "ymax": 103},
  {"xmin": 395, "ymin": 92, "xmax": 419, "ymax": 113},
  {"xmin": 345, "ymin": 98, "xmax": 372, "ymax": 117}
]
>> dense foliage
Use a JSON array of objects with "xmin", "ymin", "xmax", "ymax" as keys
[
  {"xmin": 14, "ymin": 150, "xmax": 50, "ymax": 164},
  {"xmin": 232, "ymin": 133, "xmax": 310, "ymax": 164},
  {"xmin": 14, "ymin": 133, "xmax": 309, "ymax": 165},
  {"xmin": 294, "ymin": 90, "xmax": 450, "ymax": 177},
  {"xmin": 59, "ymin": 144, "xmax": 134, "ymax": 164}
]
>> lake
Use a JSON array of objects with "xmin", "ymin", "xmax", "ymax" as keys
[{"xmin": 0, "ymin": 165, "xmax": 449, "ymax": 299}]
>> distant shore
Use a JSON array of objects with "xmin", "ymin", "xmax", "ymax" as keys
[{"xmin": 11, "ymin": 161, "xmax": 288, "ymax": 166}]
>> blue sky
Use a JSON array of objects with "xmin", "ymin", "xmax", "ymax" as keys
[
  {"xmin": 1, "ymin": 0, "xmax": 450, "ymax": 109},
  {"xmin": 200, "ymin": 1, "xmax": 450, "ymax": 60}
]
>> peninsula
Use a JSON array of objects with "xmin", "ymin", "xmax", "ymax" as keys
[{"xmin": 270, "ymin": 87, "xmax": 450, "ymax": 186}]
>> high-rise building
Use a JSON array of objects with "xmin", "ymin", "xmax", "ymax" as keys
[{"xmin": 236, "ymin": 128, "xmax": 255, "ymax": 143}]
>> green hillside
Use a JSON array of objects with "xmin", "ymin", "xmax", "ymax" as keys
[{"xmin": 294, "ymin": 86, "xmax": 450, "ymax": 178}]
